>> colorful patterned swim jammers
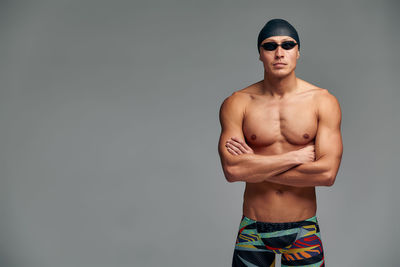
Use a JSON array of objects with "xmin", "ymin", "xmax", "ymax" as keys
[{"xmin": 232, "ymin": 214, "xmax": 325, "ymax": 267}]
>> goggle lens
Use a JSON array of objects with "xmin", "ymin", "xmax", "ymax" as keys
[{"xmin": 261, "ymin": 41, "xmax": 298, "ymax": 51}]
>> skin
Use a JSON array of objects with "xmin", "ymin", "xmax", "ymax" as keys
[{"xmin": 218, "ymin": 36, "xmax": 343, "ymax": 222}]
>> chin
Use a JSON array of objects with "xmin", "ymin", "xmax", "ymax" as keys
[{"xmin": 270, "ymin": 69, "xmax": 291, "ymax": 78}]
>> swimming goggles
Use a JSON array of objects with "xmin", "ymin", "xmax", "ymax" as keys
[{"xmin": 261, "ymin": 41, "xmax": 298, "ymax": 51}]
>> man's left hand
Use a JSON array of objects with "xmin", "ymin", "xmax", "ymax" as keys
[{"xmin": 225, "ymin": 137, "xmax": 254, "ymax": 155}]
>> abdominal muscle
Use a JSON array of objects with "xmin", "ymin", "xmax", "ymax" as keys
[{"xmin": 242, "ymin": 182, "xmax": 317, "ymax": 223}]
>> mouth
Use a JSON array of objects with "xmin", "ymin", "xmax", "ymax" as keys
[{"xmin": 273, "ymin": 62, "xmax": 287, "ymax": 66}]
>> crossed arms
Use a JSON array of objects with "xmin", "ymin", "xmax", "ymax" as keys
[{"xmin": 217, "ymin": 91, "xmax": 343, "ymax": 187}]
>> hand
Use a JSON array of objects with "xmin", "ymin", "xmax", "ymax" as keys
[
  {"xmin": 225, "ymin": 137, "xmax": 254, "ymax": 155},
  {"xmin": 290, "ymin": 144, "xmax": 315, "ymax": 164}
]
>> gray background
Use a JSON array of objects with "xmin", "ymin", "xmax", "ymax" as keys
[{"xmin": 0, "ymin": 0, "xmax": 399, "ymax": 266}]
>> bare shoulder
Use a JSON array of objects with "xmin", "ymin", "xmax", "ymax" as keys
[
  {"xmin": 223, "ymin": 90, "xmax": 251, "ymax": 104},
  {"xmin": 309, "ymin": 87, "xmax": 342, "ymax": 125},
  {"xmin": 219, "ymin": 85, "xmax": 254, "ymax": 111},
  {"xmin": 298, "ymin": 79, "xmax": 340, "ymax": 105},
  {"xmin": 297, "ymin": 79, "xmax": 341, "ymax": 119},
  {"xmin": 218, "ymin": 88, "xmax": 253, "ymax": 132},
  {"xmin": 312, "ymin": 87, "xmax": 341, "ymax": 109}
]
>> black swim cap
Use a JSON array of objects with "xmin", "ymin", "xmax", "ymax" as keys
[{"xmin": 257, "ymin": 19, "xmax": 300, "ymax": 53}]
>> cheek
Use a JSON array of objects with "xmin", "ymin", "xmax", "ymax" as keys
[
  {"xmin": 260, "ymin": 53, "xmax": 274, "ymax": 63},
  {"xmin": 288, "ymin": 53, "xmax": 298, "ymax": 63}
]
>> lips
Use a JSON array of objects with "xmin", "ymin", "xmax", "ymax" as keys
[{"xmin": 273, "ymin": 62, "xmax": 286, "ymax": 66}]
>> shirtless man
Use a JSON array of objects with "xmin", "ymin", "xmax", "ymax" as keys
[{"xmin": 218, "ymin": 19, "xmax": 343, "ymax": 267}]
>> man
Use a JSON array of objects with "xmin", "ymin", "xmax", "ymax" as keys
[{"xmin": 218, "ymin": 19, "xmax": 343, "ymax": 267}]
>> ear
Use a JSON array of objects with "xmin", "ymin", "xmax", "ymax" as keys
[{"xmin": 296, "ymin": 50, "xmax": 300, "ymax": 60}]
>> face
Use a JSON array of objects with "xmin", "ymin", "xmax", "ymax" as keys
[{"xmin": 259, "ymin": 36, "xmax": 300, "ymax": 78}]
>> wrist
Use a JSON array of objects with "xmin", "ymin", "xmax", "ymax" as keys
[{"xmin": 285, "ymin": 151, "xmax": 302, "ymax": 165}]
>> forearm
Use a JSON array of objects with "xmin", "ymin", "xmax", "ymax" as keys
[
  {"xmin": 265, "ymin": 155, "xmax": 332, "ymax": 187},
  {"xmin": 226, "ymin": 152, "xmax": 300, "ymax": 183}
]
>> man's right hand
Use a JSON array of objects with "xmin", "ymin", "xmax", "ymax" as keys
[{"xmin": 290, "ymin": 145, "xmax": 315, "ymax": 164}]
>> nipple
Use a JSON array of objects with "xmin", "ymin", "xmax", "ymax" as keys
[
  {"xmin": 303, "ymin": 133, "xmax": 309, "ymax": 139},
  {"xmin": 251, "ymin": 134, "xmax": 257, "ymax": 140}
]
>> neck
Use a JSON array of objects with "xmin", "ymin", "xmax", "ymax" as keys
[{"xmin": 261, "ymin": 70, "xmax": 298, "ymax": 98}]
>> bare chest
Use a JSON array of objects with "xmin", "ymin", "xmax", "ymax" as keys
[{"xmin": 243, "ymin": 95, "xmax": 318, "ymax": 149}]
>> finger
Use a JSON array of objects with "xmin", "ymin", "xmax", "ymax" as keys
[
  {"xmin": 228, "ymin": 141, "xmax": 246, "ymax": 154},
  {"xmin": 229, "ymin": 138, "xmax": 248, "ymax": 154},
  {"xmin": 226, "ymin": 147, "xmax": 239, "ymax": 155},
  {"xmin": 232, "ymin": 137, "xmax": 253, "ymax": 152},
  {"xmin": 226, "ymin": 142, "xmax": 243, "ymax": 155}
]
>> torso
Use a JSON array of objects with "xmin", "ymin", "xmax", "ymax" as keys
[{"xmin": 237, "ymin": 79, "xmax": 325, "ymax": 222}]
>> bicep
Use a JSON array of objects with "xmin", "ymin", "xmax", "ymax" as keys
[
  {"xmin": 218, "ymin": 93, "xmax": 247, "ymax": 167},
  {"xmin": 315, "ymin": 92, "xmax": 343, "ymax": 174}
]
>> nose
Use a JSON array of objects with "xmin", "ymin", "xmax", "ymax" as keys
[{"xmin": 274, "ymin": 46, "xmax": 285, "ymax": 58}]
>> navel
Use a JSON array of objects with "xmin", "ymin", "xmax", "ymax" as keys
[
  {"xmin": 303, "ymin": 133, "xmax": 310, "ymax": 139},
  {"xmin": 251, "ymin": 134, "xmax": 257, "ymax": 140}
]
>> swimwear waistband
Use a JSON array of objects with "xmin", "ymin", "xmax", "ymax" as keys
[
  {"xmin": 241, "ymin": 214, "xmax": 319, "ymax": 233},
  {"xmin": 241, "ymin": 214, "xmax": 318, "ymax": 225}
]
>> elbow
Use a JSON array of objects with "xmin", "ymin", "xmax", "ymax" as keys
[
  {"xmin": 325, "ymin": 171, "xmax": 336, "ymax": 187},
  {"xmin": 223, "ymin": 165, "xmax": 240, "ymax": 183}
]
